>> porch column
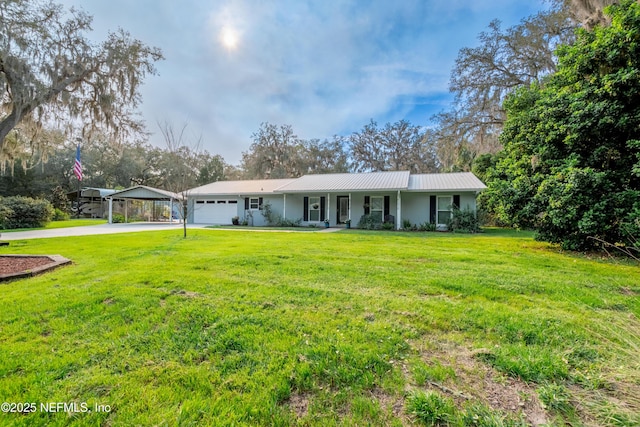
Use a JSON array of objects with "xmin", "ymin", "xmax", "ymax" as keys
[
  {"xmin": 170, "ymin": 198, "xmax": 174, "ymax": 223},
  {"xmin": 396, "ymin": 190, "xmax": 402, "ymax": 230},
  {"xmin": 283, "ymin": 194, "xmax": 287, "ymax": 220},
  {"xmin": 108, "ymin": 197, "xmax": 113, "ymax": 224},
  {"xmin": 349, "ymin": 193, "xmax": 352, "ymax": 222},
  {"xmin": 327, "ymin": 193, "xmax": 331, "ymax": 225},
  {"xmin": 125, "ymin": 200, "xmax": 128, "ymax": 223}
]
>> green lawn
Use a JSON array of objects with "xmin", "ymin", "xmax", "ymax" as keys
[
  {"xmin": 0, "ymin": 229, "xmax": 638, "ymax": 426},
  {"xmin": 1, "ymin": 219, "xmax": 106, "ymax": 233}
]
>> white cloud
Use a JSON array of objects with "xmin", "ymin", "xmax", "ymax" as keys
[{"xmin": 57, "ymin": 0, "xmax": 548, "ymax": 164}]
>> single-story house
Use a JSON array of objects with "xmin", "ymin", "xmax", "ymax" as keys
[{"xmin": 186, "ymin": 171, "xmax": 486, "ymax": 230}]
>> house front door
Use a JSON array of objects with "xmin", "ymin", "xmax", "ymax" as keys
[{"xmin": 337, "ymin": 196, "xmax": 349, "ymax": 223}]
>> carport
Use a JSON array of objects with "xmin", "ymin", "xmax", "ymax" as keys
[{"xmin": 106, "ymin": 185, "xmax": 183, "ymax": 224}]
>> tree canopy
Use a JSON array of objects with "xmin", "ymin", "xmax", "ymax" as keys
[
  {"xmin": 481, "ymin": 0, "xmax": 640, "ymax": 251},
  {"xmin": 0, "ymin": 0, "xmax": 163, "ymax": 150}
]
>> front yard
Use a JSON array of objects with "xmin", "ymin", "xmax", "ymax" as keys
[{"xmin": 0, "ymin": 229, "xmax": 638, "ymax": 426}]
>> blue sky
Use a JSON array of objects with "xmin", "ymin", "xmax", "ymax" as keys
[{"xmin": 59, "ymin": 0, "xmax": 548, "ymax": 164}]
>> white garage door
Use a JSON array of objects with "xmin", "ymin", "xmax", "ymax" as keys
[{"xmin": 193, "ymin": 199, "xmax": 239, "ymax": 224}]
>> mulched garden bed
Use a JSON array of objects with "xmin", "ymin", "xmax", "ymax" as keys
[{"xmin": 0, "ymin": 255, "xmax": 71, "ymax": 282}]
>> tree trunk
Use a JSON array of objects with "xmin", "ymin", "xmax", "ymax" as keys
[
  {"xmin": 182, "ymin": 202, "xmax": 188, "ymax": 238},
  {"xmin": 0, "ymin": 109, "xmax": 23, "ymax": 150}
]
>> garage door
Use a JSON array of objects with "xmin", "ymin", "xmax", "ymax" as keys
[{"xmin": 193, "ymin": 199, "xmax": 239, "ymax": 224}]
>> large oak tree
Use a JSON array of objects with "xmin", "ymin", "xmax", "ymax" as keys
[{"xmin": 0, "ymin": 0, "xmax": 163, "ymax": 150}]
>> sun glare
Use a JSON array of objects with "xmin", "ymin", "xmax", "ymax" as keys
[{"xmin": 220, "ymin": 26, "xmax": 239, "ymax": 50}]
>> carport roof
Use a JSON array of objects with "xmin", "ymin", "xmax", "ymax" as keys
[{"xmin": 108, "ymin": 185, "xmax": 183, "ymax": 200}]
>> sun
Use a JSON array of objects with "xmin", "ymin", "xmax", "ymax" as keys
[{"xmin": 220, "ymin": 26, "xmax": 239, "ymax": 50}]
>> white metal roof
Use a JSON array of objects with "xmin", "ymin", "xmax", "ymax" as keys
[
  {"xmin": 108, "ymin": 185, "xmax": 183, "ymax": 200},
  {"xmin": 188, "ymin": 179, "xmax": 297, "ymax": 196},
  {"xmin": 274, "ymin": 171, "xmax": 411, "ymax": 193},
  {"xmin": 408, "ymin": 172, "xmax": 487, "ymax": 192},
  {"xmin": 187, "ymin": 172, "xmax": 486, "ymax": 195},
  {"xmin": 82, "ymin": 188, "xmax": 117, "ymax": 198}
]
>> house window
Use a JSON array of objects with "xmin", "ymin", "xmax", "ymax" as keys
[
  {"xmin": 308, "ymin": 196, "xmax": 320, "ymax": 222},
  {"xmin": 250, "ymin": 197, "xmax": 260, "ymax": 210},
  {"xmin": 437, "ymin": 196, "xmax": 453, "ymax": 225},
  {"xmin": 370, "ymin": 196, "xmax": 383, "ymax": 222}
]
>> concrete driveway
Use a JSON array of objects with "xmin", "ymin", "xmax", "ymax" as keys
[{"xmin": 0, "ymin": 222, "xmax": 205, "ymax": 241}]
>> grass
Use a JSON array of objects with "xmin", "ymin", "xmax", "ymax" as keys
[
  {"xmin": 0, "ymin": 228, "xmax": 638, "ymax": 426},
  {"xmin": 1, "ymin": 219, "xmax": 106, "ymax": 232}
]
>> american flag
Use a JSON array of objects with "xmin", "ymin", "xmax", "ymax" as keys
[{"xmin": 73, "ymin": 144, "xmax": 83, "ymax": 181}]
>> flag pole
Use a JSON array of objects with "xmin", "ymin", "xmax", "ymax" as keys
[
  {"xmin": 76, "ymin": 174, "xmax": 81, "ymax": 218},
  {"xmin": 74, "ymin": 142, "xmax": 83, "ymax": 218}
]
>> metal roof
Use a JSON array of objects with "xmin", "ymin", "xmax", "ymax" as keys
[
  {"xmin": 187, "ymin": 172, "xmax": 486, "ymax": 195},
  {"xmin": 82, "ymin": 188, "xmax": 117, "ymax": 198},
  {"xmin": 188, "ymin": 179, "xmax": 297, "ymax": 196},
  {"xmin": 108, "ymin": 185, "xmax": 183, "ymax": 200},
  {"xmin": 274, "ymin": 171, "xmax": 411, "ymax": 193},
  {"xmin": 408, "ymin": 173, "xmax": 487, "ymax": 192}
]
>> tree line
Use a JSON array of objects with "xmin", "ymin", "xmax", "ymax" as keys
[{"xmin": 3, "ymin": 0, "xmax": 638, "ymax": 251}]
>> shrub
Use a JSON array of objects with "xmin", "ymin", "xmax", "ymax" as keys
[
  {"xmin": 402, "ymin": 219, "xmax": 412, "ymax": 231},
  {"xmin": 261, "ymin": 201, "xmax": 277, "ymax": 225},
  {"xmin": 48, "ymin": 186, "xmax": 71, "ymax": 212},
  {"xmin": 419, "ymin": 222, "xmax": 436, "ymax": 232},
  {"xmin": 277, "ymin": 217, "xmax": 302, "ymax": 227},
  {"xmin": 112, "ymin": 213, "xmax": 126, "ymax": 223},
  {"xmin": 381, "ymin": 222, "xmax": 395, "ymax": 231},
  {"xmin": 358, "ymin": 214, "xmax": 382, "ymax": 230},
  {"xmin": 448, "ymin": 206, "xmax": 481, "ymax": 233},
  {"xmin": 52, "ymin": 208, "xmax": 70, "ymax": 221},
  {"xmin": 0, "ymin": 196, "xmax": 54, "ymax": 229}
]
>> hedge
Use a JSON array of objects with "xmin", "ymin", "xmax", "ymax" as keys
[{"xmin": 0, "ymin": 196, "xmax": 54, "ymax": 230}]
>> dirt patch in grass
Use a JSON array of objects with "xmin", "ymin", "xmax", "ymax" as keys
[
  {"xmin": 287, "ymin": 392, "xmax": 311, "ymax": 418},
  {"xmin": 408, "ymin": 339, "xmax": 549, "ymax": 426},
  {"xmin": 370, "ymin": 387, "xmax": 405, "ymax": 420}
]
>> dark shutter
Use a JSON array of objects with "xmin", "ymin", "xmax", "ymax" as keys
[
  {"xmin": 320, "ymin": 197, "xmax": 326, "ymax": 221},
  {"xmin": 364, "ymin": 196, "xmax": 370, "ymax": 215},
  {"xmin": 303, "ymin": 197, "xmax": 309, "ymax": 221},
  {"xmin": 453, "ymin": 195, "xmax": 460, "ymax": 209},
  {"xmin": 384, "ymin": 196, "xmax": 390, "ymax": 217},
  {"xmin": 259, "ymin": 197, "xmax": 264, "ymax": 210},
  {"xmin": 429, "ymin": 195, "xmax": 436, "ymax": 223},
  {"xmin": 244, "ymin": 197, "xmax": 249, "ymax": 210}
]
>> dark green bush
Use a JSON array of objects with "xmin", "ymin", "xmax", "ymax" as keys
[
  {"xmin": 381, "ymin": 222, "xmax": 395, "ymax": 231},
  {"xmin": 0, "ymin": 196, "xmax": 54, "ymax": 229},
  {"xmin": 0, "ymin": 204, "xmax": 13, "ymax": 229},
  {"xmin": 52, "ymin": 208, "xmax": 70, "ymax": 221},
  {"xmin": 448, "ymin": 206, "xmax": 481, "ymax": 233},
  {"xmin": 357, "ymin": 214, "xmax": 382, "ymax": 230},
  {"xmin": 419, "ymin": 222, "xmax": 436, "ymax": 232},
  {"xmin": 112, "ymin": 213, "xmax": 126, "ymax": 223}
]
